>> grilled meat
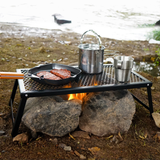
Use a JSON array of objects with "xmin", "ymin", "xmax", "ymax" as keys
[
  {"xmin": 50, "ymin": 69, "xmax": 71, "ymax": 79},
  {"xmin": 37, "ymin": 71, "xmax": 61, "ymax": 80}
]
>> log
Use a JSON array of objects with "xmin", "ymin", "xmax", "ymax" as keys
[{"xmin": 53, "ymin": 14, "xmax": 71, "ymax": 25}]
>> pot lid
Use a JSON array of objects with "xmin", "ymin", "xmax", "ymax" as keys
[{"xmin": 78, "ymin": 43, "xmax": 105, "ymax": 50}]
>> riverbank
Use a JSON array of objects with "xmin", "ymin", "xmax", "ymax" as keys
[{"xmin": 1, "ymin": 24, "xmax": 160, "ymax": 159}]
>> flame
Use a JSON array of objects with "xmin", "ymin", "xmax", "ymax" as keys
[
  {"xmin": 68, "ymin": 93, "xmax": 86, "ymax": 100},
  {"xmin": 64, "ymin": 80, "xmax": 98, "ymax": 101}
]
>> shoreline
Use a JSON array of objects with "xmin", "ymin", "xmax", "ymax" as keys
[
  {"xmin": 0, "ymin": 22, "xmax": 159, "ymax": 42},
  {"xmin": 0, "ymin": 22, "xmax": 160, "ymax": 65}
]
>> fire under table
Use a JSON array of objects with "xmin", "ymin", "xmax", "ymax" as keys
[{"xmin": 9, "ymin": 64, "xmax": 153, "ymax": 137}]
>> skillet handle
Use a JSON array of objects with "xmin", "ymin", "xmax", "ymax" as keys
[{"xmin": 0, "ymin": 72, "xmax": 24, "ymax": 79}]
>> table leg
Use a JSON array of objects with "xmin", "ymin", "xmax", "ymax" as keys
[
  {"xmin": 11, "ymin": 97, "xmax": 27, "ymax": 137},
  {"xmin": 147, "ymin": 86, "xmax": 153, "ymax": 116},
  {"xmin": 9, "ymin": 79, "xmax": 18, "ymax": 106}
]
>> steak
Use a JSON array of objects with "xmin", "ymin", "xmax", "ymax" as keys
[
  {"xmin": 37, "ymin": 71, "xmax": 61, "ymax": 80},
  {"xmin": 50, "ymin": 69, "xmax": 71, "ymax": 79}
]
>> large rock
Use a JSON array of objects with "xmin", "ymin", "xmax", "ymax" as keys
[
  {"xmin": 22, "ymin": 96, "xmax": 82, "ymax": 137},
  {"xmin": 79, "ymin": 90, "xmax": 135, "ymax": 136},
  {"xmin": 155, "ymin": 20, "xmax": 160, "ymax": 26}
]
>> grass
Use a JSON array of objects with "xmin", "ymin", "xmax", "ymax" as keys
[{"xmin": 147, "ymin": 29, "xmax": 160, "ymax": 41}]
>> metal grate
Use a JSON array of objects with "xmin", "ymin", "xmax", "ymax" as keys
[
  {"xmin": 11, "ymin": 64, "xmax": 153, "ymax": 138},
  {"xmin": 19, "ymin": 64, "xmax": 146, "ymax": 92}
]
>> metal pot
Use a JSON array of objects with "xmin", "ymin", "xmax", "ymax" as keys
[
  {"xmin": 78, "ymin": 30, "xmax": 105, "ymax": 74},
  {"xmin": 114, "ymin": 56, "xmax": 134, "ymax": 83}
]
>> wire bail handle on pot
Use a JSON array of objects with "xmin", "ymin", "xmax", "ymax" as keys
[
  {"xmin": 78, "ymin": 30, "xmax": 105, "ymax": 74},
  {"xmin": 80, "ymin": 29, "xmax": 102, "ymax": 50}
]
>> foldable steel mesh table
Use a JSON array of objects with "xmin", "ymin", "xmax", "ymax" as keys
[{"xmin": 9, "ymin": 64, "xmax": 153, "ymax": 137}]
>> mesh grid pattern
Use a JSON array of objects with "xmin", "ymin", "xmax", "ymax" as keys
[{"xmin": 20, "ymin": 65, "xmax": 144, "ymax": 92}]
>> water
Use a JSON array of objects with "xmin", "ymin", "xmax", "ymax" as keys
[
  {"xmin": 1, "ymin": 0, "xmax": 160, "ymax": 76},
  {"xmin": 0, "ymin": 0, "xmax": 160, "ymax": 40}
]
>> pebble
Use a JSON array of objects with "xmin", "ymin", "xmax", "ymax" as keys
[
  {"xmin": 0, "ymin": 113, "xmax": 5, "ymax": 117},
  {"xmin": 0, "ymin": 130, "xmax": 5, "ymax": 136},
  {"xmin": 80, "ymin": 154, "xmax": 86, "ymax": 159},
  {"xmin": 63, "ymin": 146, "xmax": 71, "ymax": 151},
  {"xmin": 74, "ymin": 150, "xmax": 86, "ymax": 159},
  {"xmin": 59, "ymin": 143, "xmax": 66, "ymax": 149},
  {"xmin": 152, "ymin": 112, "xmax": 160, "ymax": 128},
  {"xmin": 13, "ymin": 132, "xmax": 29, "ymax": 143},
  {"xmin": 49, "ymin": 138, "xmax": 58, "ymax": 145},
  {"xmin": 156, "ymin": 132, "xmax": 160, "ymax": 141},
  {"xmin": 72, "ymin": 131, "xmax": 90, "ymax": 139},
  {"xmin": 151, "ymin": 86, "xmax": 155, "ymax": 90}
]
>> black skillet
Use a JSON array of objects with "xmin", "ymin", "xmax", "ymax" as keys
[{"xmin": 28, "ymin": 63, "xmax": 81, "ymax": 85}]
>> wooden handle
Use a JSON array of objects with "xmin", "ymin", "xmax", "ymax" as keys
[{"xmin": 0, "ymin": 72, "xmax": 24, "ymax": 79}]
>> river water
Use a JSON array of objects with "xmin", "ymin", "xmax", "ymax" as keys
[
  {"xmin": 1, "ymin": 0, "xmax": 160, "ymax": 76},
  {"xmin": 0, "ymin": 0, "xmax": 160, "ymax": 40}
]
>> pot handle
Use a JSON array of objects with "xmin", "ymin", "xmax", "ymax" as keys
[{"xmin": 80, "ymin": 30, "xmax": 102, "ymax": 47}]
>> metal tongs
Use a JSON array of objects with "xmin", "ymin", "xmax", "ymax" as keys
[{"xmin": 0, "ymin": 72, "xmax": 24, "ymax": 79}]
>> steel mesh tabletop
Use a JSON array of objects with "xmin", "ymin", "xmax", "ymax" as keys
[
  {"xmin": 16, "ymin": 64, "xmax": 152, "ymax": 96},
  {"xmin": 10, "ymin": 64, "xmax": 153, "ymax": 137}
]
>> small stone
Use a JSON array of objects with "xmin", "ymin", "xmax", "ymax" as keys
[
  {"xmin": 59, "ymin": 143, "xmax": 66, "ymax": 149},
  {"xmin": 0, "ymin": 113, "xmax": 5, "ymax": 117},
  {"xmin": 151, "ymin": 86, "xmax": 155, "ymax": 90},
  {"xmin": 80, "ymin": 154, "xmax": 86, "ymax": 159},
  {"xmin": 64, "ymin": 41, "xmax": 72, "ymax": 45},
  {"xmin": 72, "ymin": 131, "xmax": 90, "ymax": 139},
  {"xmin": 31, "ymin": 130, "xmax": 37, "ymax": 139},
  {"xmin": 152, "ymin": 112, "xmax": 160, "ymax": 128},
  {"xmin": 64, "ymin": 146, "xmax": 71, "ymax": 151},
  {"xmin": 110, "ymin": 135, "xmax": 120, "ymax": 144},
  {"xmin": 49, "ymin": 138, "xmax": 58, "ymax": 145},
  {"xmin": 0, "ymin": 130, "xmax": 5, "ymax": 136},
  {"xmin": 156, "ymin": 132, "xmax": 160, "ymax": 141},
  {"xmin": 13, "ymin": 132, "xmax": 29, "ymax": 143}
]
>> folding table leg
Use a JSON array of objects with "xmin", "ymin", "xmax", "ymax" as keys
[
  {"xmin": 9, "ymin": 79, "xmax": 18, "ymax": 106},
  {"xmin": 147, "ymin": 86, "xmax": 153, "ymax": 116},
  {"xmin": 11, "ymin": 97, "xmax": 27, "ymax": 137}
]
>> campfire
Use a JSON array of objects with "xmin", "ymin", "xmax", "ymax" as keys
[
  {"xmin": 66, "ymin": 81, "xmax": 98, "ymax": 101},
  {"xmin": 68, "ymin": 93, "xmax": 86, "ymax": 100}
]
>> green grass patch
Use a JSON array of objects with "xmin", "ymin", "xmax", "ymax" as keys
[{"xmin": 147, "ymin": 29, "xmax": 160, "ymax": 41}]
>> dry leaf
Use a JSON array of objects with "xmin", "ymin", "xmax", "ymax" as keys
[
  {"xmin": 105, "ymin": 135, "xmax": 113, "ymax": 140},
  {"xmin": 69, "ymin": 133, "xmax": 75, "ymax": 140},
  {"xmin": 118, "ymin": 132, "xmax": 123, "ymax": 141},
  {"xmin": 88, "ymin": 147, "xmax": 100, "ymax": 155},
  {"xmin": 139, "ymin": 135, "xmax": 145, "ymax": 139},
  {"xmin": 74, "ymin": 150, "xmax": 80, "ymax": 157}
]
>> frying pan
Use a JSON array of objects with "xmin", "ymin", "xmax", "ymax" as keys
[{"xmin": 28, "ymin": 63, "xmax": 82, "ymax": 85}]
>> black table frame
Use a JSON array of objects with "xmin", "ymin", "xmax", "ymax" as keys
[{"xmin": 9, "ymin": 65, "xmax": 153, "ymax": 137}]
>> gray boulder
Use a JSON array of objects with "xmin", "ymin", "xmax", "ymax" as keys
[
  {"xmin": 79, "ymin": 90, "xmax": 135, "ymax": 136},
  {"xmin": 155, "ymin": 20, "xmax": 160, "ymax": 26},
  {"xmin": 22, "ymin": 96, "xmax": 82, "ymax": 137}
]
